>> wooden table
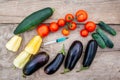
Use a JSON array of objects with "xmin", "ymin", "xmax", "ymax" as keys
[{"xmin": 0, "ymin": 0, "xmax": 120, "ymax": 80}]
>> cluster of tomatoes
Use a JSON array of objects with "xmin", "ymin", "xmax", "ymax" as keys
[{"xmin": 36, "ymin": 10, "xmax": 96, "ymax": 37}]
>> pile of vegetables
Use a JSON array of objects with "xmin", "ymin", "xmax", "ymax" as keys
[
  {"xmin": 92, "ymin": 21, "xmax": 116, "ymax": 49},
  {"xmin": 5, "ymin": 7, "xmax": 117, "ymax": 77},
  {"xmin": 23, "ymin": 39, "xmax": 98, "ymax": 76},
  {"xmin": 36, "ymin": 9, "xmax": 97, "ymax": 37}
]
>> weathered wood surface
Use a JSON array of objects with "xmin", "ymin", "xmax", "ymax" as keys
[
  {"xmin": 0, "ymin": 0, "xmax": 120, "ymax": 80},
  {"xmin": 0, "ymin": 0, "xmax": 120, "ymax": 24},
  {"xmin": 0, "ymin": 24, "xmax": 120, "ymax": 80}
]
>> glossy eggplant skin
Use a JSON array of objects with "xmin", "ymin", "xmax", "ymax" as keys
[
  {"xmin": 65, "ymin": 40, "xmax": 83, "ymax": 71},
  {"xmin": 83, "ymin": 40, "xmax": 98, "ymax": 67},
  {"xmin": 23, "ymin": 52, "xmax": 49, "ymax": 76},
  {"xmin": 44, "ymin": 53, "xmax": 65, "ymax": 75}
]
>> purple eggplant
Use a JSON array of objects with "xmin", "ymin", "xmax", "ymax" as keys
[
  {"xmin": 62, "ymin": 40, "xmax": 83, "ymax": 74},
  {"xmin": 44, "ymin": 45, "xmax": 65, "ymax": 75},
  {"xmin": 23, "ymin": 52, "xmax": 49, "ymax": 76},
  {"xmin": 77, "ymin": 40, "xmax": 98, "ymax": 72}
]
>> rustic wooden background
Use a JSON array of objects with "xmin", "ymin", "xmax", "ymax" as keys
[{"xmin": 0, "ymin": 0, "xmax": 120, "ymax": 80}]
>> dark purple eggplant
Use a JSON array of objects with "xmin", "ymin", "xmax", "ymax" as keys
[
  {"xmin": 62, "ymin": 40, "xmax": 83, "ymax": 74},
  {"xmin": 77, "ymin": 40, "xmax": 98, "ymax": 72},
  {"xmin": 23, "ymin": 52, "xmax": 49, "ymax": 76},
  {"xmin": 44, "ymin": 45, "xmax": 65, "ymax": 75}
]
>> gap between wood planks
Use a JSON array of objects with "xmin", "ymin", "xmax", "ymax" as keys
[
  {"xmin": 0, "ymin": 23, "xmax": 120, "ymax": 25},
  {"xmin": 0, "ymin": 0, "xmax": 120, "ymax": 24}
]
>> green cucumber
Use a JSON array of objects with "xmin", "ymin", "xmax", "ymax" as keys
[
  {"xmin": 98, "ymin": 21, "xmax": 116, "ymax": 36},
  {"xmin": 96, "ymin": 28, "xmax": 114, "ymax": 48},
  {"xmin": 92, "ymin": 33, "xmax": 106, "ymax": 49},
  {"xmin": 14, "ymin": 7, "xmax": 54, "ymax": 34}
]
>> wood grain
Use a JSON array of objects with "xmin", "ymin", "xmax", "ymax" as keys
[
  {"xmin": 0, "ymin": 24, "xmax": 120, "ymax": 80},
  {"xmin": 0, "ymin": 0, "xmax": 120, "ymax": 24},
  {"xmin": 0, "ymin": 0, "xmax": 120, "ymax": 80},
  {"xmin": 1, "ymin": 48, "xmax": 120, "ymax": 80}
]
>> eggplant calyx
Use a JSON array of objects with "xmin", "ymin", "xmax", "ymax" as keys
[
  {"xmin": 22, "ymin": 74, "xmax": 27, "ymax": 78},
  {"xmin": 76, "ymin": 66, "xmax": 89, "ymax": 72},
  {"xmin": 60, "ymin": 44, "xmax": 66, "ymax": 55},
  {"xmin": 61, "ymin": 68, "xmax": 70, "ymax": 74}
]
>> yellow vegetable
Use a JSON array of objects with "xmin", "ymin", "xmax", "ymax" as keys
[
  {"xmin": 13, "ymin": 51, "xmax": 32, "ymax": 69},
  {"xmin": 13, "ymin": 35, "xmax": 42, "ymax": 69},
  {"xmin": 25, "ymin": 36, "xmax": 42, "ymax": 55},
  {"xmin": 6, "ymin": 35, "xmax": 22, "ymax": 52}
]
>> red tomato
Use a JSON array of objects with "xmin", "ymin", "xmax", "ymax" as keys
[
  {"xmin": 37, "ymin": 24, "xmax": 49, "ymax": 37},
  {"xmin": 76, "ymin": 10, "xmax": 88, "ymax": 22},
  {"xmin": 49, "ymin": 22, "xmax": 59, "ymax": 32},
  {"xmin": 62, "ymin": 28, "xmax": 70, "ymax": 36},
  {"xmin": 65, "ymin": 14, "xmax": 74, "ymax": 22},
  {"xmin": 68, "ymin": 22, "xmax": 77, "ymax": 30},
  {"xmin": 85, "ymin": 21, "xmax": 96, "ymax": 32},
  {"xmin": 57, "ymin": 19, "xmax": 66, "ymax": 27},
  {"xmin": 80, "ymin": 29, "xmax": 89, "ymax": 37}
]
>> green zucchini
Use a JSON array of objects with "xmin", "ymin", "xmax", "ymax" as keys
[
  {"xmin": 98, "ymin": 21, "xmax": 116, "ymax": 36},
  {"xmin": 92, "ymin": 33, "xmax": 106, "ymax": 49},
  {"xmin": 14, "ymin": 7, "xmax": 54, "ymax": 34},
  {"xmin": 96, "ymin": 28, "xmax": 114, "ymax": 48}
]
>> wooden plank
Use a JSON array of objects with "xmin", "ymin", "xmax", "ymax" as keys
[
  {"xmin": 0, "ymin": 0, "xmax": 120, "ymax": 24},
  {"xmin": 0, "ymin": 49, "xmax": 120, "ymax": 80},
  {"xmin": 0, "ymin": 24, "xmax": 120, "ymax": 80}
]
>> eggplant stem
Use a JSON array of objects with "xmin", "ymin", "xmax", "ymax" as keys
[
  {"xmin": 61, "ymin": 69, "xmax": 70, "ymax": 74},
  {"xmin": 60, "ymin": 44, "xmax": 66, "ymax": 55},
  {"xmin": 22, "ymin": 74, "xmax": 26, "ymax": 78},
  {"xmin": 76, "ymin": 66, "xmax": 89, "ymax": 72}
]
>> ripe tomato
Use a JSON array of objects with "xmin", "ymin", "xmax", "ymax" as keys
[
  {"xmin": 68, "ymin": 22, "xmax": 77, "ymax": 30},
  {"xmin": 57, "ymin": 19, "xmax": 66, "ymax": 27},
  {"xmin": 49, "ymin": 22, "xmax": 59, "ymax": 32},
  {"xmin": 62, "ymin": 28, "xmax": 70, "ymax": 36},
  {"xmin": 85, "ymin": 21, "xmax": 96, "ymax": 32},
  {"xmin": 65, "ymin": 14, "xmax": 74, "ymax": 22},
  {"xmin": 37, "ymin": 24, "xmax": 49, "ymax": 37},
  {"xmin": 80, "ymin": 29, "xmax": 89, "ymax": 37},
  {"xmin": 75, "ymin": 10, "xmax": 88, "ymax": 22}
]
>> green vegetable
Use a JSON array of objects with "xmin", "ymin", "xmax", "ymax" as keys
[
  {"xmin": 96, "ymin": 28, "xmax": 114, "ymax": 48},
  {"xmin": 14, "ymin": 7, "xmax": 54, "ymax": 34},
  {"xmin": 98, "ymin": 21, "xmax": 116, "ymax": 36},
  {"xmin": 92, "ymin": 33, "xmax": 106, "ymax": 49}
]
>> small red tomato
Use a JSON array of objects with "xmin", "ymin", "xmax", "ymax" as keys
[
  {"xmin": 75, "ymin": 10, "xmax": 88, "ymax": 22},
  {"xmin": 80, "ymin": 29, "xmax": 89, "ymax": 37},
  {"xmin": 37, "ymin": 24, "xmax": 49, "ymax": 37},
  {"xmin": 85, "ymin": 21, "xmax": 96, "ymax": 32},
  {"xmin": 62, "ymin": 28, "xmax": 70, "ymax": 36},
  {"xmin": 65, "ymin": 14, "xmax": 74, "ymax": 22},
  {"xmin": 57, "ymin": 19, "xmax": 66, "ymax": 27},
  {"xmin": 68, "ymin": 22, "xmax": 77, "ymax": 30},
  {"xmin": 49, "ymin": 22, "xmax": 59, "ymax": 32}
]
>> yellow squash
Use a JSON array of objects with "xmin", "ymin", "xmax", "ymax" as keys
[
  {"xmin": 13, "ymin": 35, "xmax": 42, "ymax": 69},
  {"xmin": 6, "ymin": 35, "xmax": 22, "ymax": 52},
  {"xmin": 25, "ymin": 36, "xmax": 42, "ymax": 55},
  {"xmin": 13, "ymin": 51, "xmax": 31, "ymax": 69}
]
